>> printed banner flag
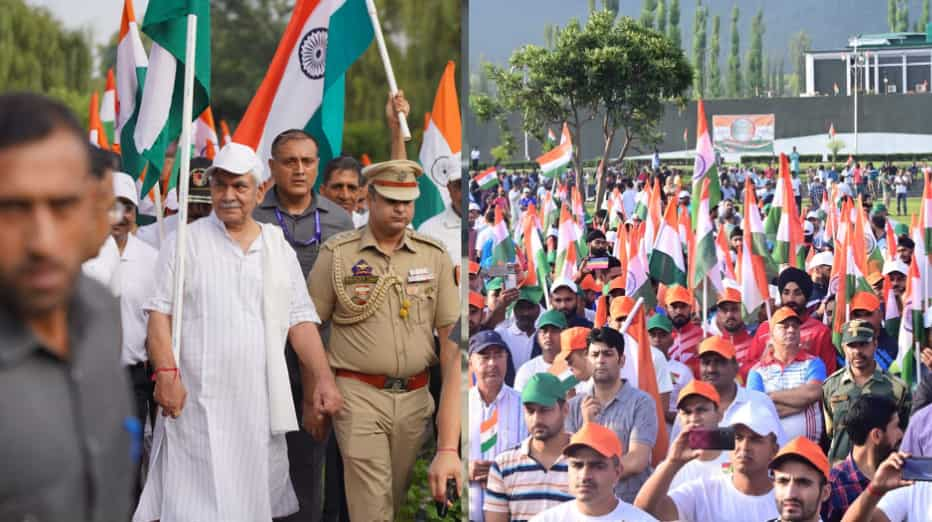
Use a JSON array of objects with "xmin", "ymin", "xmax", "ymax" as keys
[{"xmin": 712, "ymin": 113, "xmax": 775, "ymax": 154}]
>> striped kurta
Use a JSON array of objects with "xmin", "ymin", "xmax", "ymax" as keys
[{"xmin": 133, "ymin": 213, "xmax": 319, "ymax": 522}]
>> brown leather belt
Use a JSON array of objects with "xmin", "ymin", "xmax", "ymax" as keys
[{"xmin": 335, "ymin": 369, "xmax": 429, "ymax": 393}]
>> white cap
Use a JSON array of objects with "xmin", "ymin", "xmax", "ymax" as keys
[
  {"xmin": 112, "ymin": 171, "xmax": 138, "ymax": 208},
  {"xmin": 164, "ymin": 187, "xmax": 179, "ymax": 211},
  {"xmin": 548, "ymin": 226, "xmax": 558, "ymax": 238},
  {"xmin": 448, "ymin": 168, "xmax": 462, "ymax": 182},
  {"xmin": 550, "ymin": 277, "xmax": 578, "ymax": 294},
  {"xmin": 606, "ymin": 230, "xmax": 617, "ymax": 243},
  {"xmin": 808, "ymin": 251, "xmax": 834, "ymax": 270},
  {"xmin": 678, "ymin": 190, "xmax": 690, "ymax": 199},
  {"xmin": 729, "ymin": 401, "xmax": 786, "ymax": 445},
  {"xmin": 883, "ymin": 259, "xmax": 909, "ymax": 276},
  {"xmin": 206, "ymin": 143, "xmax": 261, "ymax": 181},
  {"xmin": 803, "ymin": 221, "xmax": 814, "ymax": 235},
  {"xmin": 468, "ymin": 202, "xmax": 481, "ymax": 212},
  {"xmin": 806, "ymin": 210, "xmax": 820, "ymax": 220}
]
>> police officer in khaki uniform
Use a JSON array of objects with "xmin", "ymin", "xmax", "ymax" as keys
[
  {"xmin": 308, "ymin": 159, "xmax": 461, "ymax": 521},
  {"xmin": 822, "ymin": 320, "xmax": 911, "ymax": 463}
]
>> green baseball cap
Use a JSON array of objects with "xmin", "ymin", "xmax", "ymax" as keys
[
  {"xmin": 486, "ymin": 277, "xmax": 504, "ymax": 292},
  {"xmin": 647, "ymin": 314, "xmax": 673, "ymax": 333},
  {"xmin": 841, "ymin": 320, "xmax": 875, "ymax": 345},
  {"xmin": 521, "ymin": 372, "xmax": 577, "ymax": 406},
  {"xmin": 535, "ymin": 309, "xmax": 568, "ymax": 330},
  {"xmin": 895, "ymin": 223, "xmax": 909, "ymax": 237},
  {"xmin": 871, "ymin": 202, "xmax": 888, "ymax": 215},
  {"xmin": 517, "ymin": 286, "xmax": 544, "ymax": 306}
]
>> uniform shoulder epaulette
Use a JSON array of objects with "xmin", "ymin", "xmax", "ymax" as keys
[
  {"xmin": 825, "ymin": 367, "xmax": 847, "ymax": 381},
  {"xmin": 887, "ymin": 372, "xmax": 909, "ymax": 397},
  {"xmin": 408, "ymin": 230, "xmax": 447, "ymax": 251},
  {"xmin": 322, "ymin": 229, "xmax": 362, "ymax": 250}
]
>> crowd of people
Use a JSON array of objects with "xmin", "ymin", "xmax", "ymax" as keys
[
  {"xmin": 466, "ymin": 157, "xmax": 932, "ymax": 521},
  {"xmin": 0, "ymin": 90, "xmax": 464, "ymax": 522}
]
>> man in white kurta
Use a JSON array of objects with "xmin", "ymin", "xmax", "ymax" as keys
[{"xmin": 134, "ymin": 143, "xmax": 341, "ymax": 522}]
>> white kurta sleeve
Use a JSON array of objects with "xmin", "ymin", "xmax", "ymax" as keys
[
  {"xmin": 287, "ymin": 245, "xmax": 320, "ymax": 327},
  {"xmin": 143, "ymin": 232, "xmax": 178, "ymax": 315}
]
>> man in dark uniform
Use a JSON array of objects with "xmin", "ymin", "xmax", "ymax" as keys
[{"xmin": 253, "ymin": 128, "xmax": 354, "ymax": 522}]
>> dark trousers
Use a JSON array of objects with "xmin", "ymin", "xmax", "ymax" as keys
[
  {"xmin": 276, "ymin": 344, "xmax": 348, "ymax": 522},
  {"xmin": 897, "ymin": 193, "xmax": 908, "ymax": 214},
  {"xmin": 126, "ymin": 362, "xmax": 154, "ymax": 504}
]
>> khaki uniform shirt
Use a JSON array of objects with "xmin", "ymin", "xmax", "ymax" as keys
[
  {"xmin": 822, "ymin": 366, "xmax": 911, "ymax": 463},
  {"xmin": 309, "ymin": 226, "xmax": 459, "ymax": 377}
]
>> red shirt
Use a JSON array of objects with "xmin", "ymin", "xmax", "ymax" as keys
[
  {"xmin": 717, "ymin": 330, "xmax": 755, "ymax": 384},
  {"xmin": 669, "ymin": 322, "xmax": 704, "ymax": 377},
  {"xmin": 747, "ymin": 314, "xmax": 838, "ymax": 375}
]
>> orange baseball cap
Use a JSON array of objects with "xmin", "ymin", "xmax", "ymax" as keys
[
  {"xmin": 665, "ymin": 285, "xmax": 693, "ymax": 306},
  {"xmin": 850, "ymin": 291, "xmax": 881, "ymax": 312},
  {"xmin": 608, "ymin": 276, "xmax": 626, "ymax": 292},
  {"xmin": 563, "ymin": 422, "xmax": 624, "ymax": 459},
  {"xmin": 698, "ymin": 336, "xmax": 736, "ymax": 360},
  {"xmin": 560, "ymin": 327, "xmax": 591, "ymax": 354},
  {"xmin": 468, "ymin": 260, "xmax": 480, "ymax": 275},
  {"xmin": 866, "ymin": 272, "xmax": 884, "ymax": 287},
  {"xmin": 677, "ymin": 380, "xmax": 721, "ymax": 407},
  {"xmin": 469, "ymin": 291, "xmax": 484, "ymax": 309},
  {"xmin": 770, "ymin": 306, "xmax": 800, "ymax": 327},
  {"xmin": 610, "ymin": 296, "xmax": 635, "ymax": 321},
  {"xmin": 580, "ymin": 274, "xmax": 601, "ymax": 293},
  {"xmin": 769, "ymin": 436, "xmax": 830, "ymax": 480},
  {"xmin": 717, "ymin": 287, "xmax": 742, "ymax": 305}
]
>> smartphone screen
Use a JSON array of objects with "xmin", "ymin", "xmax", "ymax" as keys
[
  {"xmin": 902, "ymin": 457, "xmax": 932, "ymax": 481},
  {"xmin": 687, "ymin": 427, "xmax": 736, "ymax": 450},
  {"xmin": 505, "ymin": 274, "xmax": 517, "ymax": 290}
]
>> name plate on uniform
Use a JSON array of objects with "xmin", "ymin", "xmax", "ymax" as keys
[
  {"xmin": 344, "ymin": 275, "xmax": 380, "ymax": 284},
  {"xmin": 408, "ymin": 268, "xmax": 434, "ymax": 283}
]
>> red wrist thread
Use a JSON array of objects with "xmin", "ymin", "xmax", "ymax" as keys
[{"xmin": 151, "ymin": 367, "xmax": 180, "ymax": 382}]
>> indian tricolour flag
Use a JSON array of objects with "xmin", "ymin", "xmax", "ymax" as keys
[
  {"xmin": 234, "ymin": 0, "xmax": 373, "ymax": 185},
  {"xmin": 480, "ymin": 407, "xmax": 498, "ymax": 456},
  {"xmin": 625, "ymin": 303, "xmax": 669, "ymax": 466},
  {"xmin": 88, "ymin": 91, "xmax": 109, "ymax": 149},
  {"xmin": 536, "ymin": 126, "xmax": 572, "ymax": 178},
  {"xmin": 770, "ymin": 154, "xmax": 804, "ymax": 267},
  {"xmin": 100, "ymin": 68, "xmax": 117, "ymax": 150},
  {"xmin": 690, "ymin": 178, "xmax": 722, "ymax": 295},
  {"xmin": 649, "ymin": 195, "xmax": 686, "ymax": 286},
  {"xmin": 546, "ymin": 128, "xmax": 557, "ymax": 147},
  {"xmin": 553, "ymin": 200, "xmax": 579, "ymax": 281},
  {"xmin": 134, "ymin": 0, "xmax": 211, "ymax": 197},
  {"xmin": 739, "ymin": 179, "xmax": 770, "ymax": 320},
  {"xmin": 416, "ymin": 61, "xmax": 461, "ymax": 228},
  {"xmin": 116, "ymin": 0, "xmax": 148, "ymax": 180},
  {"xmin": 690, "ymin": 99, "xmax": 721, "ymax": 226},
  {"xmin": 522, "ymin": 204, "xmax": 550, "ymax": 292},
  {"xmin": 194, "ymin": 106, "xmax": 219, "ymax": 159},
  {"xmin": 474, "ymin": 166, "xmax": 498, "ymax": 190},
  {"xmin": 219, "ymin": 119, "xmax": 232, "ymax": 146},
  {"xmin": 894, "ymin": 257, "xmax": 924, "ymax": 387},
  {"xmin": 488, "ymin": 204, "xmax": 516, "ymax": 269}
]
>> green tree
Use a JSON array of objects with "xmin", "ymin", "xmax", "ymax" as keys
[
  {"xmin": 641, "ymin": 0, "xmax": 658, "ymax": 28},
  {"xmin": 897, "ymin": 0, "xmax": 909, "ymax": 31},
  {"xmin": 667, "ymin": 0, "xmax": 681, "ymax": 48},
  {"xmin": 777, "ymin": 58, "xmax": 785, "ymax": 96},
  {"xmin": 788, "ymin": 30, "xmax": 812, "ymax": 96},
  {"xmin": 727, "ymin": 5, "xmax": 742, "ymax": 97},
  {"xmin": 918, "ymin": 0, "xmax": 930, "ymax": 31},
  {"xmin": 0, "ymin": 0, "xmax": 92, "ymax": 118},
  {"xmin": 747, "ymin": 9, "xmax": 764, "ymax": 96},
  {"xmin": 656, "ymin": 0, "xmax": 667, "ymax": 36},
  {"xmin": 889, "ymin": 0, "xmax": 898, "ymax": 31},
  {"xmin": 481, "ymin": 11, "xmax": 692, "ymax": 205},
  {"xmin": 692, "ymin": 1, "xmax": 707, "ymax": 97},
  {"xmin": 708, "ymin": 15, "xmax": 721, "ymax": 97}
]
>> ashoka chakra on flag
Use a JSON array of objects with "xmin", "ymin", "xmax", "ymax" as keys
[{"xmin": 299, "ymin": 28, "xmax": 328, "ymax": 79}]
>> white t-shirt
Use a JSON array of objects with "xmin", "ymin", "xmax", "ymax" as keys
[
  {"xmin": 514, "ymin": 355, "xmax": 551, "ymax": 393},
  {"xmin": 81, "ymin": 235, "xmax": 122, "ymax": 296},
  {"xmin": 666, "ymin": 358, "xmax": 694, "ymax": 417},
  {"xmin": 620, "ymin": 340, "xmax": 674, "ymax": 395},
  {"xmin": 668, "ymin": 474, "xmax": 778, "ymax": 522},
  {"xmin": 670, "ymin": 452, "xmax": 731, "ymax": 490},
  {"xmin": 530, "ymin": 499, "xmax": 658, "ymax": 522},
  {"xmin": 895, "ymin": 175, "xmax": 909, "ymax": 194},
  {"xmin": 877, "ymin": 482, "xmax": 932, "ymax": 522}
]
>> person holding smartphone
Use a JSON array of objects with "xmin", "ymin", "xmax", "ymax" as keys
[
  {"xmin": 668, "ymin": 381, "xmax": 731, "ymax": 489},
  {"xmin": 634, "ymin": 401, "xmax": 782, "ymax": 521},
  {"xmin": 840, "ymin": 451, "xmax": 932, "ymax": 522}
]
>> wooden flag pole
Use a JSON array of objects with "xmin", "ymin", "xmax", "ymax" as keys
[
  {"xmin": 365, "ymin": 0, "xmax": 411, "ymax": 141},
  {"xmin": 168, "ymin": 13, "xmax": 198, "ymax": 363}
]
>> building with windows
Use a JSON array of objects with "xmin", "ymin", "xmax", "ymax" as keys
[{"xmin": 805, "ymin": 27, "xmax": 932, "ymax": 97}]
